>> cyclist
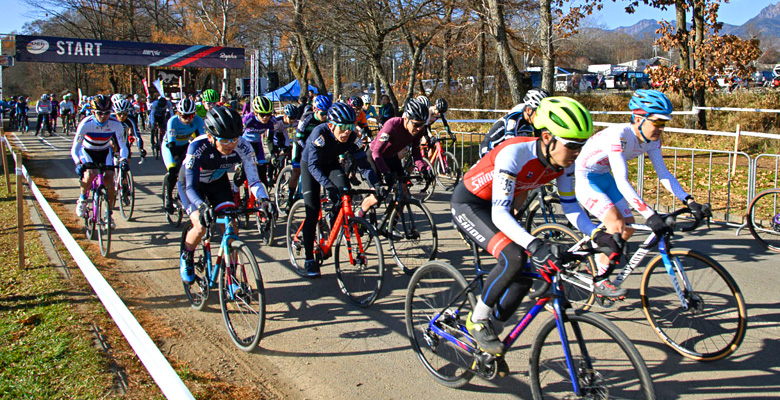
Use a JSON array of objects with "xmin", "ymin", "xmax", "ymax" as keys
[
  {"xmin": 7, "ymin": 96, "xmax": 17, "ymax": 130},
  {"xmin": 299, "ymin": 102, "xmax": 383, "ymax": 277},
  {"xmin": 574, "ymin": 89, "xmax": 707, "ymax": 297},
  {"xmin": 241, "ymin": 96, "xmax": 277, "ymax": 187},
  {"xmin": 178, "ymin": 106, "xmax": 271, "ymax": 284},
  {"xmin": 60, "ymin": 94, "xmax": 75, "ymax": 134},
  {"xmin": 50, "ymin": 94, "xmax": 60, "ymax": 133},
  {"xmin": 271, "ymin": 103, "xmax": 297, "ymax": 154},
  {"xmin": 78, "ymin": 96, "xmax": 93, "ymax": 120},
  {"xmin": 347, "ymin": 96, "xmax": 373, "ymax": 141},
  {"xmin": 15, "ymin": 97, "xmax": 28, "ymax": 132},
  {"xmin": 35, "ymin": 94, "xmax": 53, "ymax": 136},
  {"xmin": 369, "ymin": 98, "xmax": 434, "ymax": 187},
  {"xmin": 377, "ymin": 94, "xmax": 396, "ymax": 126},
  {"xmin": 416, "ymin": 96, "xmax": 450, "ymax": 158},
  {"xmin": 132, "ymin": 94, "xmax": 148, "ymax": 130},
  {"xmin": 287, "ymin": 95, "xmax": 331, "ymax": 209},
  {"xmin": 451, "ymin": 97, "xmax": 624, "ymax": 356},
  {"xmin": 479, "ymin": 88, "xmax": 550, "ymax": 158},
  {"xmin": 113, "ymin": 99, "xmax": 146, "ymax": 160},
  {"xmin": 72, "ymin": 95, "xmax": 129, "ymax": 228},
  {"xmin": 162, "ymin": 98, "xmax": 205, "ymax": 213},
  {"xmin": 200, "ymin": 89, "xmax": 219, "ymax": 113},
  {"xmin": 361, "ymin": 94, "xmax": 377, "ymax": 120}
]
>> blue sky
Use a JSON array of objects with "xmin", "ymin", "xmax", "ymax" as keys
[{"xmin": 0, "ymin": 0, "xmax": 777, "ymax": 34}]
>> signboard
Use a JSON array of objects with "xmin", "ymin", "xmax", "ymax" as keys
[
  {"xmin": 15, "ymin": 35, "xmax": 245, "ymax": 69},
  {"xmin": 0, "ymin": 56, "xmax": 13, "ymax": 67},
  {"xmin": 155, "ymin": 69, "xmax": 183, "ymax": 92}
]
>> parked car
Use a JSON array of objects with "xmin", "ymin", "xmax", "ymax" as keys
[
  {"xmin": 613, "ymin": 71, "xmax": 651, "ymax": 90},
  {"xmin": 554, "ymin": 74, "xmax": 592, "ymax": 93},
  {"xmin": 753, "ymin": 71, "xmax": 774, "ymax": 87},
  {"xmin": 582, "ymin": 74, "xmax": 599, "ymax": 90}
]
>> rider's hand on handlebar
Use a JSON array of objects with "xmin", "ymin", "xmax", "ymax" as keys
[
  {"xmin": 197, "ymin": 203, "xmax": 214, "ymax": 227},
  {"xmin": 686, "ymin": 199, "xmax": 710, "ymax": 222},
  {"xmin": 646, "ymin": 213, "xmax": 672, "ymax": 237},
  {"xmin": 527, "ymin": 239, "xmax": 564, "ymax": 283}
]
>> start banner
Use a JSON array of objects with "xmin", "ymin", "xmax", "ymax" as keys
[{"xmin": 14, "ymin": 35, "xmax": 245, "ymax": 69}]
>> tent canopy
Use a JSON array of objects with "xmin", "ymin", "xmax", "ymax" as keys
[{"xmin": 264, "ymin": 80, "xmax": 318, "ymax": 101}]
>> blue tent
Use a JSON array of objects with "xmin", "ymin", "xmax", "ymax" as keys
[{"xmin": 264, "ymin": 80, "xmax": 318, "ymax": 101}]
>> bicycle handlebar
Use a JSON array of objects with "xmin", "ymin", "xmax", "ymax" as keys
[
  {"xmin": 527, "ymin": 244, "xmax": 618, "ymax": 299},
  {"xmin": 81, "ymin": 162, "xmax": 118, "ymax": 171}
]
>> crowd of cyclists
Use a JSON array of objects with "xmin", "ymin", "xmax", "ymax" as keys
[{"xmin": 4, "ymin": 83, "xmax": 714, "ymax": 391}]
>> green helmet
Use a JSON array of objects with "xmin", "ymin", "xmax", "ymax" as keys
[
  {"xmin": 533, "ymin": 97, "xmax": 593, "ymax": 140},
  {"xmin": 202, "ymin": 89, "xmax": 218, "ymax": 103},
  {"xmin": 252, "ymin": 96, "xmax": 273, "ymax": 114}
]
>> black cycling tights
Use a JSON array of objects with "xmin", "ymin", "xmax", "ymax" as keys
[
  {"xmin": 167, "ymin": 166, "xmax": 180, "ymax": 199},
  {"xmin": 300, "ymin": 161, "xmax": 349, "ymax": 260},
  {"xmin": 451, "ymin": 185, "xmax": 532, "ymax": 322}
]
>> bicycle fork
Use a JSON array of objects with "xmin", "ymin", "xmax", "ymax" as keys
[{"xmin": 658, "ymin": 238, "xmax": 691, "ymax": 310}]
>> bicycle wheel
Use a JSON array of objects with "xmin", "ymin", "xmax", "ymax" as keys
[
  {"xmin": 747, "ymin": 188, "xmax": 780, "ymax": 252},
  {"xmin": 405, "ymin": 261, "xmax": 476, "ymax": 388},
  {"xmin": 407, "ymin": 158, "xmax": 435, "ymax": 202},
  {"xmin": 335, "ymin": 217, "xmax": 385, "ymax": 307},
  {"xmin": 219, "ymin": 240, "xmax": 266, "ymax": 351},
  {"xmin": 388, "ymin": 200, "xmax": 437, "ymax": 275},
  {"xmin": 84, "ymin": 194, "xmax": 96, "ymax": 240},
  {"xmin": 163, "ymin": 174, "xmax": 183, "ymax": 227},
  {"xmin": 524, "ymin": 196, "xmax": 571, "ymax": 233},
  {"xmin": 274, "ymin": 165, "xmax": 294, "ymax": 215},
  {"xmin": 530, "ymin": 310, "xmax": 656, "ymax": 400},
  {"xmin": 118, "ymin": 169, "xmax": 135, "ymax": 221},
  {"xmin": 285, "ymin": 199, "xmax": 309, "ymax": 276},
  {"xmin": 96, "ymin": 188, "xmax": 111, "ymax": 256},
  {"xmin": 531, "ymin": 224, "xmax": 597, "ymax": 310},
  {"xmin": 640, "ymin": 249, "xmax": 747, "ymax": 361},
  {"xmin": 181, "ymin": 222, "xmax": 210, "ymax": 311},
  {"xmin": 256, "ymin": 208, "xmax": 275, "ymax": 246},
  {"xmin": 434, "ymin": 151, "xmax": 461, "ymax": 191}
]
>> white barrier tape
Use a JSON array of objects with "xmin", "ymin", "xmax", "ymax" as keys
[
  {"xmin": 694, "ymin": 106, "xmax": 780, "ymax": 114},
  {"xmin": 450, "ymin": 108, "xmax": 510, "ymax": 113},
  {"xmin": 2, "ymin": 136, "xmax": 194, "ymax": 400},
  {"xmin": 450, "ymin": 108, "xmax": 697, "ymax": 115}
]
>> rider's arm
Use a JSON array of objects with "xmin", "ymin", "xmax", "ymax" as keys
[
  {"xmin": 351, "ymin": 141, "xmax": 381, "ymax": 187},
  {"xmin": 71, "ymin": 121, "xmax": 87, "ymax": 164},
  {"xmin": 113, "ymin": 121, "xmax": 129, "ymax": 160},
  {"xmin": 608, "ymin": 143, "xmax": 656, "ymax": 219},
  {"xmin": 148, "ymin": 102, "xmax": 157, "ymax": 127},
  {"xmin": 236, "ymin": 139, "xmax": 270, "ymax": 200},
  {"xmin": 183, "ymin": 150, "xmax": 206, "ymax": 208},
  {"xmin": 370, "ymin": 130, "xmax": 392, "ymax": 174},
  {"xmin": 161, "ymin": 118, "xmax": 178, "ymax": 169},
  {"xmin": 556, "ymin": 167, "xmax": 598, "ymax": 236},
  {"xmin": 489, "ymin": 150, "xmax": 536, "ymax": 249},
  {"xmin": 646, "ymin": 143, "xmax": 691, "ymax": 202},
  {"xmin": 128, "ymin": 119, "xmax": 144, "ymax": 149},
  {"xmin": 480, "ymin": 119, "xmax": 506, "ymax": 157},
  {"xmin": 411, "ymin": 138, "xmax": 428, "ymax": 171},
  {"xmin": 305, "ymin": 134, "xmax": 336, "ymax": 190}
]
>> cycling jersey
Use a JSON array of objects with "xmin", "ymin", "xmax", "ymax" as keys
[
  {"xmin": 78, "ymin": 103, "xmax": 92, "ymax": 115},
  {"xmin": 302, "ymin": 123, "xmax": 380, "ymax": 191},
  {"xmin": 162, "ymin": 115, "xmax": 204, "ymax": 168},
  {"xmin": 479, "ymin": 104, "xmax": 535, "ymax": 158},
  {"xmin": 195, "ymin": 102, "xmax": 207, "ymax": 118},
  {"xmin": 15, "ymin": 101, "xmax": 27, "ymax": 115},
  {"xmin": 369, "ymin": 117, "xmax": 427, "ymax": 174},
  {"xmin": 181, "ymin": 135, "xmax": 268, "ymax": 211},
  {"xmin": 117, "ymin": 116, "xmax": 144, "ymax": 151},
  {"xmin": 363, "ymin": 105, "xmax": 378, "ymax": 120},
  {"xmin": 461, "ymin": 136, "xmax": 596, "ymax": 249},
  {"xmin": 272, "ymin": 119, "xmax": 292, "ymax": 148},
  {"xmin": 50, "ymin": 101, "xmax": 59, "ymax": 116},
  {"xmin": 36, "ymin": 100, "xmax": 52, "ymax": 115},
  {"xmin": 575, "ymin": 123, "xmax": 689, "ymax": 219},
  {"xmin": 148, "ymin": 99, "xmax": 173, "ymax": 128},
  {"xmin": 59, "ymin": 100, "xmax": 74, "ymax": 113},
  {"xmin": 71, "ymin": 115, "xmax": 128, "ymax": 164},
  {"xmin": 292, "ymin": 111, "xmax": 327, "ymax": 167}
]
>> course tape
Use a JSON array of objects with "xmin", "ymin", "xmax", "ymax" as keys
[{"xmin": 1, "ymin": 136, "xmax": 194, "ymax": 400}]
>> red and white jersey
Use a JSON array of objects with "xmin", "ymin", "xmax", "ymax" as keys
[{"xmin": 463, "ymin": 137, "xmax": 595, "ymax": 248}]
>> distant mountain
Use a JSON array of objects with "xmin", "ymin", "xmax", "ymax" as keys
[{"xmin": 607, "ymin": 2, "xmax": 780, "ymax": 40}]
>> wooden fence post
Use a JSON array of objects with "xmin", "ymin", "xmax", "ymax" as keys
[
  {"xmin": 15, "ymin": 151, "xmax": 24, "ymax": 269},
  {"xmin": 732, "ymin": 124, "xmax": 741, "ymax": 175}
]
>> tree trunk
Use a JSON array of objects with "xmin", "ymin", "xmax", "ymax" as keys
[
  {"xmin": 332, "ymin": 46, "xmax": 341, "ymax": 100},
  {"xmin": 539, "ymin": 0, "xmax": 555, "ymax": 94},
  {"xmin": 369, "ymin": 48, "xmax": 398, "ymax": 109},
  {"xmin": 475, "ymin": 20, "xmax": 486, "ymax": 107},
  {"xmin": 372, "ymin": 65, "xmax": 381, "ymax": 104},
  {"xmin": 404, "ymin": 45, "xmax": 424, "ymax": 104},
  {"xmin": 675, "ymin": 0, "xmax": 693, "ymax": 127},
  {"xmin": 292, "ymin": 0, "xmax": 327, "ymax": 95},
  {"xmin": 486, "ymin": 0, "xmax": 524, "ymax": 103},
  {"xmin": 693, "ymin": 0, "xmax": 706, "ymax": 129}
]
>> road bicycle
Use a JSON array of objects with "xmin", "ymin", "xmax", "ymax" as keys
[
  {"xmin": 266, "ymin": 145, "xmax": 290, "ymax": 189},
  {"xmin": 115, "ymin": 162, "xmax": 135, "ymax": 221},
  {"xmin": 745, "ymin": 188, "xmax": 780, "ymax": 252},
  {"xmin": 234, "ymin": 164, "xmax": 276, "ymax": 246},
  {"xmin": 422, "ymin": 134, "xmax": 461, "ymax": 191},
  {"xmin": 16, "ymin": 113, "xmax": 29, "ymax": 134},
  {"xmin": 401, "ymin": 149, "xmax": 436, "ymax": 202},
  {"xmin": 534, "ymin": 206, "xmax": 747, "ymax": 362},
  {"xmin": 162, "ymin": 172, "xmax": 184, "ymax": 227},
  {"xmin": 366, "ymin": 174, "xmax": 437, "ymax": 275},
  {"xmin": 274, "ymin": 164, "xmax": 301, "ymax": 216},
  {"xmin": 405, "ymin": 249, "xmax": 655, "ymax": 398},
  {"xmin": 62, "ymin": 111, "xmax": 76, "ymax": 135},
  {"xmin": 81, "ymin": 163, "xmax": 115, "ymax": 256},
  {"xmin": 519, "ymin": 184, "xmax": 571, "ymax": 232},
  {"xmin": 180, "ymin": 207, "xmax": 266, "ymax": 352},
  {"xmin": 286, "ymin": 188, "xmax": 385, "ymax": 307}
]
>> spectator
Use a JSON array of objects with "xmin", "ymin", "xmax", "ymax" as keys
[{"xmin": 377, "ymin": 94, "xmax": 396, "ymax": 126}]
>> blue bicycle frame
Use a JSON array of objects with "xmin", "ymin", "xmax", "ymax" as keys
[{"xmin": 200, "ymin": 215, "xmax": 241, "ymax": 290}]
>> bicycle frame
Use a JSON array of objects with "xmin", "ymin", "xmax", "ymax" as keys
[
  {"xmin": 200, "ymin": 215, "xmax": 241, "ymax": 289},
  {"xmin": 290, "ymin": 191, "xmax": 367, "ymax": 262},
  {"xmin": 374, "ymin": 178, "xmax": 417, "ymax": 237},
  {"xmin": 87, "ymin": 170, "xmax": 107, "ymax": 225}
]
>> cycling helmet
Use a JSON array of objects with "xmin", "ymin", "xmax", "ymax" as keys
[
  {"xmin": 403, "ymin": 99, "xmax": 430, "ymax": 122},
  {"xmin": 522, "ymin": 88, "xmax": 550, "ymax": 110},
  {"xmin": 252, "ymin": 96, "xmax": 273, "ymax": 114},
  {"xmin": 347, "ymin": 96, "xmax": 363, "ymax": 109},
  {"xmin": 158, "ymin": 97, "xmax": 167, "ymax": 107},
  {"xmin": 415, "ymin": 95, "xmax": 431, "ymax": 109},
  {"xmin": 313, "ymin": 95, "xmax": 332, "ymax": 112},
  {"xmin": 177, "ymin": 98, "xmax": 196, "ymax": 114},
  {"xmin": 41, "ymin": 94, "xmax": 49, "ymax": 101},
  {"xmin": 362, "ymin": 94, "xmax": 372, "ymax": 105},
  {"xmin": 283, "ymin": 104, "xmax": 298, "ymax": 118},
  {"xmin": 133, "ymin": 94, "xmax": 139, "ymax": 100},
  {"xmin": 327, "ymin": 102, "xmax": 357, "ymax": 124},
  {"xmin": 629, "ymin": 89, "xmax": 673, "ymax": 119},
  {"xmin": 63, "ymin": 93, "xmax": 72, "ymax": 100},
  {"xmin": 113, "ymin": 99, "xmax": 133, "ymax": 114},
  {"xmin": 533, "ymin": 97, "xmax": 593, "ymax": 140},
  {"xmin": 201, "ymin": 89, "xmax": 218, "ymax": 103},
  {"xmin": 111, "ymin": 94, "xmax": 124, "ymax": 104},
  {"xmin": 91, "ymin": 94, "xmax": 112, "ymax": 112},
  {"xmin": 435, "ymin": 98, "xmax": 448, "ymax": 114},
  {"xmin": 205, "ymin": 106, "xmax": 243, "ymax": 139}
]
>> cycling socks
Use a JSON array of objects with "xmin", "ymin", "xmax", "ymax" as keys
[
  {"xmin": 356, "ymin": 209, "xmax": 366, "ymax": 218},
  {"xmin": 471, "ymin": 297, "xmax": 492, "ymax": 323},
  {"xmin": 596, "ymin": 260, "xmax": 610, "ymax": 276}
]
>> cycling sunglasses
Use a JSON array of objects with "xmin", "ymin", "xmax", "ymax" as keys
[
  {"xmin": 554, "ymin": 136, "xmax": 587, "ymax": 150},
  {"xmin": 648, "ymin": 118, "xmax": 667, "ymax": 127},
  {"xmin": 334, "ymin": 123, "xmax": 355, "ymax": 131},
  {"xmin": 215, "ymin": 137, "xmax": 239, "ymax": 144},
  {"xmin": 409, "ymin": 120, "xmax": 426, "ymax": 129},
  {"xmin": 115, "ymin": 112, "xmax": 128, "ymax": 117},
  {"xmin": 95, "ymin": 111, "xmax": 111, "ymax": 116},
  {"xmin": 180, "ymin": 112, "xmax": 195, "ymax": 118},
  {"xmin": 256, "ymin": 112, "xmax": 272, "ymax": 118}
]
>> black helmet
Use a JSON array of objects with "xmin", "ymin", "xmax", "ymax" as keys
[
  {"xmin": 205, "ymin": 106, "xmax": 242, "ymax": 139},
  {"xmin": 435, "ymin": 98, "xmax": 448, "ymax": 114},
  {"xmin": 91, "ymin": 94, "xmax": 112, "ymax": 112},
  {"xmin": 403, "ymin": 99, "xmax": 429, "ymax": 122}
]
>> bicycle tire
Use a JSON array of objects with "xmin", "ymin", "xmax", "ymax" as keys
[
  {"xmin": 84, "ymin": 192, "xmax": 96, "ymax": 240},
  {"xmin": 388, "ymin": 200, "xmax": 437, "ymax": 275},
  {"xmin": 434, "ymin": 151, "xmax": 461, "ymax": 191},
  {"xmin": 163, "ymin": 174, "xmax": 183, "ymax": 227},
  {"xmin": 531, "ymin": 224, "xmax": 597, "ymax": 310},
  {"xmin": 530, "ymin": 310, "xmax": 656, "ymax": 400},
  {"xmin": 219, "ymin": 240, "xmax": 266, "ymax": 351},
  {"xmin": 406, "ymin": 158, "xmax": 435, "ymax": 202},
  {"xmin": 274, "ymin": 165, "xmax": 294, "ymax": 216},
  {"xmin": 285, "ymin": 199, "xmax": 309, "ymax": 276},
  {"xmin": 118, "ymin": 169, "xmax": 135, "ymax": 221},
  {"xmin": 405, "ymin": 261, "xmax": 476, "ymax": 388},
  {"xmin": 181, "ymin": 222, "xmax": 210, "ymax": 311},
  {"xmin": 640, "ymin": 249, "xmax": 747, "ymax": 361},
  {"xmin": 96, "ymin": 187, "xmax": 111, "ymax": 256},
  {"xmin": 256, "ymin": 208, "xmax": 275, "ymax": 247},
  {"xmin": 747, "ymin": 188, "xmax": 780, "ymax": 252},
  {"xmin": 524, "ymin": 196, "xmax": 571, "ymax": 233},
  {"xmin": 335, "ymin": 216, "xmax": 385, "ymax": 307}
]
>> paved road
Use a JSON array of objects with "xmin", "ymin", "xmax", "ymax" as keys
[{"xmin": 7, "ymin": 129, "xmax": 780, "ymax": 399}]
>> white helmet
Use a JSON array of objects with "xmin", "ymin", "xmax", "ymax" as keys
[
  {"xmin": 133, "ymin": 94, "xmax": 139, "ymax": 100},
  {"xmin": 111, "ymin": 93, "xmax": 125, "ymax": 104},
  {"xmin": 113, "ymin": 99, "xmax": 133, "ymax": 114},
  {"xmin": 415, "ymin": 95, "xmax": 431, "ymax": 109},
  {"xmin": 177, "ymin": 98, "xmax": 196, "ymax": 114},
  {"xmin": 361, "ymin": 94, "xmax": 371, "ymax": 105}
]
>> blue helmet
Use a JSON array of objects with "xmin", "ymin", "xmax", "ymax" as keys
[
  {"xmin": 313, "ymin": 95, "xmax": 332, "ymax": 112},
  {"xmin": 327, "ymin": 102, "xmax": 356, "ymax": 124},
  {"xmin": 629, "ymin": 89, "xmax": 672, "ymax": 118},
  {"xmin": 283, "ymin": 104, "xmax": 299, "ymax": 118}
]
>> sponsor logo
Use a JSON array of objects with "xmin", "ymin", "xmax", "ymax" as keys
[
  {"xmin": 455, "ymin": 213, "xmax": 486, "ymax": 243},
  {"xmin": 469, "ymin": 170, "xmax": 493, "ymax": 192},
  {"xmin": 219, "ymin": 52, "xmax": 238, "ymax": 60},
  {"xmin": 631, "ymin": 198, "xmax": 649, "ymax": 212},
  {"xmin": 611, "ymin": 144, "xmax": 622, "ymax": 152},
  {"xmin": 27, "ymin": 39, "xmax": 49, "ymax": 54},
  {"xmin": 143, "ymin": 50, "xmax": 161, "ymax": 56}
]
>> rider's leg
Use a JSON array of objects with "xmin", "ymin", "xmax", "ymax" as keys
[{"xmin": 104, "ymin": 170, "xmax": 116, "ymax": 209}]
